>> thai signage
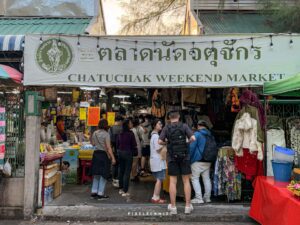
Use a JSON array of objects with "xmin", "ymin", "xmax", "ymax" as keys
[{"xmin": 24, "ymin": 34, "xmax": 300, "ymax": 87}]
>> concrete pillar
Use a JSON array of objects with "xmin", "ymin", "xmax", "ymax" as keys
[{"xmin": 23, "ymin": 116, "xmax": 41, "ymax": 218}]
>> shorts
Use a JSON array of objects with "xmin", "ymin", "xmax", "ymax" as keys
[
  {"xmin": 142, "ymin": 145, "xmax": 150, "ymax": 157},
  {"xmin": 168, "ymin": 160, "xmax": 192, "ymax": 176},
  {"xmin": 152, "ymin": 169, "xmax": 166, "ymax": 181}
]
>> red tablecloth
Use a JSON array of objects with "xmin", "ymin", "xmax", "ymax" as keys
[{"xmin": 249, "ymin": 176, "xmax": 300, "ymax": 225}]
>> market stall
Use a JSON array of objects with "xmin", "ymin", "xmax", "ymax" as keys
[
  {"xmin": 249, "ymin": 73, "xmax": 300, "ymax": 224},
  {"xmin": 22, "ymin": 33, "xmax": 300, "ymax": 206}
]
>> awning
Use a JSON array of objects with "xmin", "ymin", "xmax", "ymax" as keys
[
  {"xmin": 263, "ymin": 73, "xmax": 300, "ymax": 97},
  {"xmin": 0, "ymin": 64, "xmax": 23, "ymax": 84},
  {"xmin": 0, "ymin": 35, "xmax": 24, "ymax": 51}
]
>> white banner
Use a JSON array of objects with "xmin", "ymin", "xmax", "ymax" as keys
[{"xmin": 24, "ymin": 34, "xmax": 300, "ymax": 87}]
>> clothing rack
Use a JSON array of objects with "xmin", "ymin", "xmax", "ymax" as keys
[{"xmin": 263, "ymin": 98, "xmax": 300, "ymax": 175}]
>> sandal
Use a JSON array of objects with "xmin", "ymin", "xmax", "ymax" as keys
[{"xmin": 151, "ymin": 198, "xmax": 166, "ymax": 204}]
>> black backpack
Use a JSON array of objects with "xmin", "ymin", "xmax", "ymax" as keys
[
  {"xmin": 167, "ymin": 123, "xmax": 188, "ymax": 160},
  {"xmin": 202, "ymin": 132, "xmax": 218, "ymax": 162}
]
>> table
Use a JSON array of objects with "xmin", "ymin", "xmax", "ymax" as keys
[
  {"xmin": 249, "ymin": 176, "xmax": 300, "ymax": 225},
  {"xmin": 40, "ymin": 154, "xmax": 63, "ymax": 207}
]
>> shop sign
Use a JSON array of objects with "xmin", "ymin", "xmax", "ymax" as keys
[
  {"xmin": 79, "ymin": 108, "xmax": 87, "ymax": 121},
  {"xmin": 0, "ymin": 107, "xmax": 5, "ymax": 169},
  {"xmin": 24, "ymin": 34, "xmax": 300, "ymax": 87},
  {"xmin": 87, "ymin": 107, "xmax": 100, "ymax": 126},
  {"xmin": 107, "ymin": 112, "xmax": 115, "ymax": 126}
]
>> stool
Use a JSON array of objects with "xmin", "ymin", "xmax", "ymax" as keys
[{"xmin": 80, "ymin": 159, "xmax": 93, "ymax": 184}]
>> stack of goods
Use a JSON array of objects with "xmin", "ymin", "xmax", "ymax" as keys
[
  {"xmin": 40, "ymin": 143, "xmax": 65, "ymax": 162},
  {"xmin": 78, "ymin": 143, "xmax": 95, "ymax": 160},
  {"xmin": 43, "ymin": 163, "xmax": 62, "ymax": 204},
  {"xmin": 57, "ymin": 104, "xmax": 79, "ymax": 117}
]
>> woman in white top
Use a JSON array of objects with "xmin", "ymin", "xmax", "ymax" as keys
[{"xmin": 150, "ymin": 119, "xmax": 167, "ymax": 203}]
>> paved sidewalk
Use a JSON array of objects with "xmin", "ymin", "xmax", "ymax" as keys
[
  {"xmin": 0, "ymin": 221, "xmax": 258, "ymax": 225},
  {"xmin": 41, "ymin": 204, "xmax": 252, "ymax": 223}
]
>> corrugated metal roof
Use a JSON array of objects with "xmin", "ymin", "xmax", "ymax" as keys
[
  {"xmin": 0, "ymin": 18, "xmax": 92, "ymax": 35},
  {"xmin": 200, "ymin": 13, "xmax": 276, "ymax": 34}
]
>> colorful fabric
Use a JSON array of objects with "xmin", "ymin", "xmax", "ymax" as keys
[
  {"xmin": 214, "ymin": 147, "xmax": 241, "ymax": 201},
  {"xmin": 234, "ymin": 148, "xmax": 264, "ymax": 180}
]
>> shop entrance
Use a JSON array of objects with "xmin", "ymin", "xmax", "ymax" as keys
[{"xmin": 38, "ymin": 87, "xmax": 262, "ymax": 207}]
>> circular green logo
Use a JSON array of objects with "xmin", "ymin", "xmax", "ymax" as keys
[{"xmin": 36, "ymin": 38, "xmax": 72, "ymax": 74}]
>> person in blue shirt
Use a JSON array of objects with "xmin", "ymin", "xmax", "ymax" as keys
[{"xmin": 189, "ymin": 120, "xmax": 212, "ymax": 204}]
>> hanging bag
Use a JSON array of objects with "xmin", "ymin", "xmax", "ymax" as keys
[{"xmin": 3, "ymin": 159, "xmax": 12, "ymax": 177}]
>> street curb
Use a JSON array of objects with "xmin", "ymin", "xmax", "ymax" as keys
[{"xmin": 41, "ymin": 204, "xmax": 253, "ymax": 222}]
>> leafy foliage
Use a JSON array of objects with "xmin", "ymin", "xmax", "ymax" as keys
[
  {"xmin": 119, "ymin": 0, "xmax": 186, "ymax": 35},
  {"xmin": 259, "ymin": 0, "xmax": 300, "ymax": 32}
]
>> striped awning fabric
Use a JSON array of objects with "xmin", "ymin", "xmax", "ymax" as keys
[{"xmin": 0, "ymin": 35, "xmax": 24, "ymax": 51}]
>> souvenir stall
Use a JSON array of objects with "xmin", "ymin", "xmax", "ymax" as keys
[
  {"xmin": 250, "ymin": 73, "xmax": 300, "ymax": 225},
  {"xmin": 38, "ymin": 87, "xmax": 109, "ymax": 205}
]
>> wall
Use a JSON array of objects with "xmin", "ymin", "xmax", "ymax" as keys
[{"xmin": 0, "ymin": 178, "xmax": 24, "ymax": 207}]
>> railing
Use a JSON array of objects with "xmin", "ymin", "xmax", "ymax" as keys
[
  {"xmin": 0, "ymin": 91, "xmax": 25, "ymax": 177},
  {"xmin": 191, "ymin": 0, "xmax": 296, "ymax": 11}
]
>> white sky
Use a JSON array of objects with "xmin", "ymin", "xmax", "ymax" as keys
[{"xmin": 102, "ymin": 0, "xmax": 124, "ymax": 35}]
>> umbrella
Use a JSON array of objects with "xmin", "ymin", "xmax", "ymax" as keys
[{"xmin": 0, "ymin": 64, "xmax": 23, "ymax": 85}]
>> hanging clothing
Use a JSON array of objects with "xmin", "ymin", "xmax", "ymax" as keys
[
  {"xmin": 213, "ymin": 147, "xmax": 241, "ymax": 201},
  {"xmin": 151, "ymin": 89, "xmax": 166, "ymax": 118},
  {"xmin": 239, "ymin": 90, "xmax": 266, "ymax": 128},
  {"xmin": 234, "ymin": 148, "xmax": 264, "ymax": 180},
  {"xmin": 226, "ymin": 88, "xmax": 240, "ymax": 113},
  {"xmin": 233, "ymin": 105, "xmax": 264, "ymax": 143},
  {"xmin": 267, "ymin": 115, "xmax": 284, "ymax": 130},
  {"xmin": 232, "ymin": 112, "xmax": 263, "ymax": 160},
  {"xmin": 182, "ymin": 88, "xmax": 206, "ymax": 105}
]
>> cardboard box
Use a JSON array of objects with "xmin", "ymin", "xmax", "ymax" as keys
[{"xmin": 54, "ymin": 171, "xmax": 62, "ymax": 198}]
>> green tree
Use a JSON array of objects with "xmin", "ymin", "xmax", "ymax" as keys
[
  {"xmin": 259, "ymin": 0, "xmax": 300, "ymax": 32},
  {"xmin": 119, "ymin": 0, "xmax": 186, "ymax": 35}
]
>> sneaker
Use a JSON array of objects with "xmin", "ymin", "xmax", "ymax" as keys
[
  {"xmin": 119, "ymin": 189, "xmax": 125, "ymax": 195},
  {"xmin": 191, "ymin": 198, "xmax": 204, "ymax": 204},
  {"xmin": 184, "ymin": 204, "xmax": 194, "ymax": 214},
  {"xmin": 122, "ymin": 192, "xmax": 130, "ymax": 197},
  {"xmin": 204, "ymin": 198, "xmax": 211, "ymax": 203},
  {"xmin": 90, "ymin": 193, "xmax": 98, "ymax": 199},
  {"xmin": 113, "ymin": 179, "xmax": 119, "ymax": 188},
  {"xmin": 167, "ymin": 204, "xmax": 177, "ymax": 215},
  {"xmin": 97, "ymin": 195, "xmax": 109, "ymax": 200}
]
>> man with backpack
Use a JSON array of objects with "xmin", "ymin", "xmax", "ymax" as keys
[
  {"xmin": 189, "ymin": 120, "xmax": 217, "ymax": 204},
  {"xmin": 159, "ymin": 111, "xmax": 196, "ymax": 215}
]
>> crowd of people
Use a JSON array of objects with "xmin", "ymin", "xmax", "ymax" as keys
[{"xmin": 90, "ymin": 111, "xmax": 216, "ymax": 215}]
